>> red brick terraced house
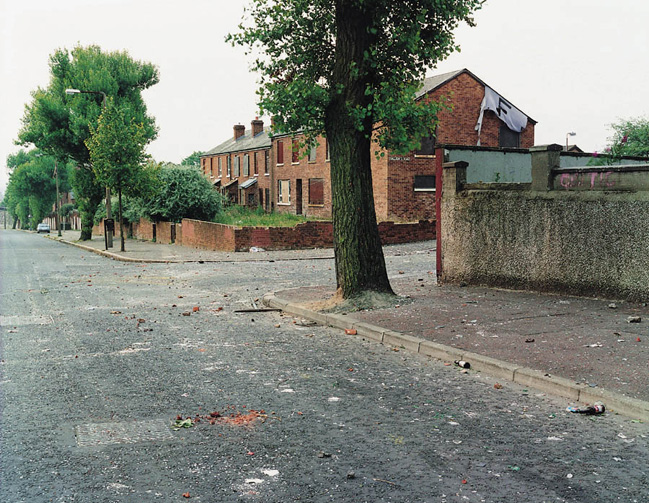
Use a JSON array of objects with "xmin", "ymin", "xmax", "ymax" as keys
[
  {"xmin": 202, "ymin": 69, "xmax": 536, "ymax": 222},
  {"xmin": 200, "ymin": 119, "xmax": 273, "ymax": 210}
]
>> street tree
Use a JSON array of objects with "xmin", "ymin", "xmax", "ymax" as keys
[
  {"xmin": 85, "ymin": 99, "xmax": 158, "ymax": 252},
  {"xmin": 229, "ymin": 0, "xmax": 484, "ymax": 301},
  {"xmin": 3, "ymin": 150, "xmax": 71, "ymax": 229},
  {"xmin": 17, "ymin": 45, "xmax": 159, "ymax": 240}
]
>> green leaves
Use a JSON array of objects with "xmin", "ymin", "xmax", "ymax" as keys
[
  {"xmin": 17, "ymin": 44, "xmax": 160, "ymax": 236},
  {"xmin": 231, "ymin": 0, "xmax": 483, "ymax": 151}
]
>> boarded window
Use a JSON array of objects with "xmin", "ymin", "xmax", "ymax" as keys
[
  {"xmin": 415, "ymin": 135, "xmax": 436, "ymax": 156},
  {"xmin": 234, "ymin": 156, "xmax": 240, "ymax": 177},
  {"xmin": 414, "ymin": 175, "xmax": 436, "ymax": 191},
  {"xmin": 277, "ymin": 140, "xmax": 284, "ymax": 164},
  {"xmin": 253, "ymin": 152, "xmax": 258, "ymax": 174},
  {"xmin": 325, "ymin": 139, "xmax": 330, "ymax": 161},
  {"xmin": 278, "ymin": 180, "xmax": 291, "ymax": 204},
  {"xmin": 499, "ymin": 125, "xmax": 520, "ymax": 148},
  {"xmin": 309, "ymin": 178, "xmax": 324, "ymax": 205},
  {"xmin": 265, "ymin": 151, "xmax": 269, "ymax": 173},
  {"xmin": 308, "ymin": 143, "xmax": 317, "ymax": 162},
  {"xmin": 243, "ymin": 154, "xmax": 249, "ymax": 177},
  {"xmin": 227, "ymin": 156, "xmax": 231, "ymax": 178},
  {"xmin": 292, "ymin": 139, "xmax": 300, "ymax": 163},
  {"xmin": 218, "ymin": 157, "xmax": 222, "ymax": 177}
]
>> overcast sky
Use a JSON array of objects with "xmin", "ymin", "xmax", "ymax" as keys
[{"xmin": 2, "ymin": 0, "xmax": 648, "ymax": 193}]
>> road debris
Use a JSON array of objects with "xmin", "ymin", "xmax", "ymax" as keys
[
  {"xmin": 173, "ymin": 407, "xmax": 271, "ymax": 429},
  {"xmin": 345, "ymin": 329, "xmax": 357, "ymax": 335},
  {"xmin": 627, "ymin": 316, "xmax": 641, "ymax": 323},
  {"xmin": 454, "ymin": 360, "xmax": 471, "ymax": 369},
  {"xmin": 566, "ymin": 402, "xmax": 605, "ymax": 415}
]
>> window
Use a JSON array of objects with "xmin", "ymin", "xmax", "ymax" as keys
[
  {"xmin": 278, "ymin": 180, "xmax": 291, "ymax": 204},
  {"xmin": 499, "ymin": 124, "xmax": 520, "ymax": 148},
  {"xmin": 253, "ymin": 152, "xmax": 258, "ymax": 175},
  {"xmin": 277, "ymin": 140, "xmax": 284, "ymax": 164},
  {"xmin": 414, "ymin": 175, "xmax": 436, "ymax": 192},
  {"xmin": 264, "ymin": 150, "xmax": 269, "ymax": 174},
  {"xmin": 325, "ymin": 139, "xmax": 330, "ymax": 161},
  {"xmin": 218, "ymin": 157, "xmax": 222, "ymax": 177},
  {"xmin": 292, "ymin": 139, "xmax": 300, "ymax": 163},
  {"xmin": 227, "ymin": 156, "xmax": 231, "ymax": 178},
  {"xmin": 234, "ymin": 156, "xmax": 240, "ymax": 177},
  {"xmin": 415, "ymin": 134, "xmax": 436, "ymax": 156},
  {"xmin": 243, "ymin": 154, "xmax": 249, "ymax": 177},
  {"xmin": 308, "ymin": 178, "xmax": 324, "ymax": 205},
  {"xmin": 308, "ymin": 143, "xmax": 317, "ymax": 162}
]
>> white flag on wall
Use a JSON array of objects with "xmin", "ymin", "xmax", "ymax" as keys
[{"xmin": 475, "ymin": 86, "xmax": 528, "ymax": 145}]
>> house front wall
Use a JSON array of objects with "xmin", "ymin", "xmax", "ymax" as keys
[
  {"xmin": 272, "ymin": 135, "xmax": 332, "ymax": 219},
  {"xmin": 202, "ymin": 148, "xmax": 272, "ymax": 207}
]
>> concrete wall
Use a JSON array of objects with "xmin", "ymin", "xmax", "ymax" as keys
[
  {"xmin": 441, "ymin": 145, "xmax": 649, "ymax": 301},
  {"xmin": 446, "ymin": 146, "xmax": 532, "ymax": 183}
]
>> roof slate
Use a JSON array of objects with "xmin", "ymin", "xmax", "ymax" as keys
[{"xmin": 203, "ymin": 127, "xmax": 272, "ymax": 157}]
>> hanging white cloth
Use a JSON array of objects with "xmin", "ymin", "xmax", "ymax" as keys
[{"xmin": 475, "ymin": 86, "xmax": 528, "ymax": 145}]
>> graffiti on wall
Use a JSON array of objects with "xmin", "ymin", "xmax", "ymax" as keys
[{"xmin": 559, "ymin": 171, "xmax": 615, "ymax": 190}]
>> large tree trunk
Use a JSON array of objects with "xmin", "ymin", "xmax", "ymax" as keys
[
  {"xmin": 78, "ymin": 195, "xmax": 102, "ymax": 241},
  {"xmin": 325, "ymin": 0, "xmax": 393, "ymax": 299}
]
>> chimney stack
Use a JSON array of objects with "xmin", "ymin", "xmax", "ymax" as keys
[
  {"xmin": 233, "ymin": 124, "xmax": 246, "ymax": 140},
  {"xmin": 251, "ymin": 118, "xmax": 264, "ymax": 137}
]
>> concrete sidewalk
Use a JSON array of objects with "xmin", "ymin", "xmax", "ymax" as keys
[
  {"xmin": 264, "ymin": 278, "xmax": 649, "ymax": 421},
  {"xmin": 46, "ymin": 230, "xmax": 335, "ymax": 262},
  {"xmin": 43, "ymin": 230, "xmax": 649, "ymax": 420}
]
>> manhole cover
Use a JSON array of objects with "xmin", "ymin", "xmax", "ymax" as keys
[{"xmin": 75, "ymin": 419, "xmax": 174, "ymax": 447}]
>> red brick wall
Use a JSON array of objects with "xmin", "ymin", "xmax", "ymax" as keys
[
  {"xmin": 423, "ymin": 72, "xmax": 535, "ymax": 149},
  {"xmin": 136, "ymin": 219, "xmax": 154, "ymax": 240},
  {"xmin": 180, "ymin": 218, "xmax": 236, "ymax": 251},
  {"xmin": 177, "ymin": 219, "xmax": 434, "ymax": 251},
  {"xmin": 371, "ymin": 145, "xmax": 390, "ymax": 221}
]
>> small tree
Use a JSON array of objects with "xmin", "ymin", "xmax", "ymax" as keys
[
  {"xmin": 85, "ymin": 99, "xmax": 156, "ymax": 251},
  {"xmin": 607, "ymin": 117, "xmax": 649, "ymax": 158},
  {"xmin": 230, "ymin": 0, "xmax": 484, "ymax": 301},
  {"xmin": 135, "ymin": 165, "xmax": 223, "ymax": 223},
  {"xmin": 181, "ymin": 151, "xmax": 206, "ymax": 168}
]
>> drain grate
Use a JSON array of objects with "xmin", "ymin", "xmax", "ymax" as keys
[{"xmin": 75, "ymin": 419, "xmax": 174, "ymax": 447}]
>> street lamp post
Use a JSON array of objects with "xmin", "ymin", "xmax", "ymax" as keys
[
  {"xmin": 65, "ymin": 88, "xmax": 112, "ymax": 249},
  {"xmin": 566, "ymin": 131, "xmax": 576, "ymax": 152},
  {"xmin": 55, "ymin": 161, "xmax": 61, "ymax": 237}
]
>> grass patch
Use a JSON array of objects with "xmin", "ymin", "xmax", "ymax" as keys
[{"xmin": 213, "ymin": 205, "xmax": 320, "ymax": 227}]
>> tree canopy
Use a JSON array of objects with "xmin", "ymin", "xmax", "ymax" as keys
[
  {"xmin": 181, "ymin": 151, "xmax": 206, "ymax": 167},
  {"xmin": 607, "ymin": 117, "xmax": 649, "ymax": 158},
  {"xmin": 133, "ymin": 165, "xmax": 223, "ymax": 223},
  {"xmin": 230, "ymin": 0, "xmax": 484, "ymax": 300},
  {"xmin": 3, "ymin": 149, "xmax": 72, "ymax": 229},
  {"xmin": 17, "ymin": 45, "xmax": 159, "ymax": 239}
]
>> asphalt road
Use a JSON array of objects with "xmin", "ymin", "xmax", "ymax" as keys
[{"xmin": 1, "ymin": 230, "xmax": 647, "ymax": 502}]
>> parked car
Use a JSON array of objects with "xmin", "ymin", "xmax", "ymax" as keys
[{"xmin": 37, "ymin": 223, "xmax": 50, "ymax": 233}]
